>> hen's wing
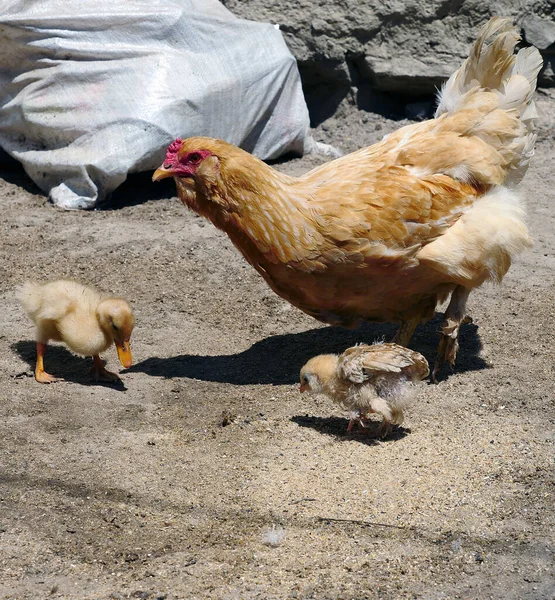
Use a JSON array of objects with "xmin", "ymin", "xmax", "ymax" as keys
[{"xmin": 338, "ymin": 343, "xmax": 430, "ymax": 384}]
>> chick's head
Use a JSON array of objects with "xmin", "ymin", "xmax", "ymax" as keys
[
  {"xmin": 299, "ymin": 354, "xmax": 338, "ymax": 394},
  {"xmin": 97, "ymin": 298, "xmax": 135, "ymax": 368}
]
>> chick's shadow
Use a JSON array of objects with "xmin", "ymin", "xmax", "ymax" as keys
[
  {"xmin": 291, "ymin": 414, "xmax": 411, "ymax": 446},
  {"xmin": 126, "ymin": 315, "xmax": 487, "ymax": 386},
  {"xmin": 12, "ymin": 341, "xmax": 127, "ymax": 390}
]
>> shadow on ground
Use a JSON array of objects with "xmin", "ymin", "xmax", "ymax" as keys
[
  {"xmin": 12, "ymin": 340, "xmax": 127, "ymax": 390},
  {"xmin": 126, "ymin": 316, "xmax": 487, "ymax": 385},
  {"xmin": 100, "ymin": 171, "xmax": 176, "ymax": 210},
  {"xmin": 291, "ymin": 414, "xmax": 410, "ymax": 445}
]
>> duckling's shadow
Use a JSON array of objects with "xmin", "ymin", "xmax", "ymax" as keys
[
  {"xmin": 12, "ymin": 341, "xmax": 127, "ymax": 390},
  {"xmin": 291, "ymin": 415, "xmax": 410, "ymax": 445},
  {"xmin": 127, "ymin": 315, "xmax": 487, "ymax": 386}
]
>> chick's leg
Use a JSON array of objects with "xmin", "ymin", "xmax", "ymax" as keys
[
  {"xmin": 375, "ymin": 419, "xmax": 392, "ymax": 439},
  {"xmin": 347, "ymin": 411, "xmax": 373, "ymax": 433},
  {"xmin": 35, "ymin": 341, "xmax": 62, "ymax": 384},
  {"xmin": 433, "ymin": 285, "xmax": 472, "ymax": 382},
  {"xmin": 91, "ymin": 355, "xmax": 121, "ymax": 383}
]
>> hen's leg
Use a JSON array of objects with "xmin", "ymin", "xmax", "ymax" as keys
[
  {"xmin": 91, "ymin": 355, "xmax": 121, "ymax": 383},
  {"xmin": 432, "ymin": 285, "xmax": 472, "ymax": 382},
  {"xmin": 35, "ymin": 341, "xmax": 62, "ymax": 383},
  {"xmin": 393, "ymin": 315, "xmax": 421, "ymax": 347}
]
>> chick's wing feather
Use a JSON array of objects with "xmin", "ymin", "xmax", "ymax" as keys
[{"xmin": 339, "ymin": 343, "xmax": 430, "ymax": 384}]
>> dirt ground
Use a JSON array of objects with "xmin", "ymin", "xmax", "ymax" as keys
[{"xmin": 0, "ymin": 92, "xmax": 554, "ymax": 600}]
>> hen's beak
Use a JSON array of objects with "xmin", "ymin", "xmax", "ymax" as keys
[
  {"xmin": 115, "ymin": 340, "xmax": 133, "ymax": 368},
  {"xmin": 152, "ymin": 166, "xmax": 174, "ymax": 182},
  {"xmin": 299, "ymin": 383, "xmax": 309, "ymax": 393}
]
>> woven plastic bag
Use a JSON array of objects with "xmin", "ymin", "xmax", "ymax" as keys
[{"xmin": 0, "ymin": 0, "xmax": 310, "ymax": 208}]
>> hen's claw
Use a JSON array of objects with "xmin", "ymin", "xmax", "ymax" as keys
[{"xmin": 432, "ymin": 314, "xmax": 473, "ymax": 382}]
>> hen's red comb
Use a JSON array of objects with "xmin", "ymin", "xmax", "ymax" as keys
[{"xmin": 164, "ymin": 138, "xmax": 183, "ymax": 165}]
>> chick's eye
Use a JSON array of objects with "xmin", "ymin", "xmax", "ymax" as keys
[
  {"xmin": 302, "ymin": 375, "xmax": 309, "ymax": 384},
  {"xmin": 112, "ymin": 323, "xmax": 119, "ymax": 331},
  {"xmin": 189, "ymin": 152, "xmax": 202, "ymax": 164}
]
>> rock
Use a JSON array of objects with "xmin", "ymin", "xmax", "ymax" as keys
[
  {"xmin": 221, "ymin": 0, "xmax": 554, "ymax": 121},
  {"xmin": 521, "ymin": 14, "xmax": 555, "ymax": 50}
]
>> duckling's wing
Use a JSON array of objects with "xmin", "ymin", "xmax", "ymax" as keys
[{"xmin": 34, "ymin": 282, "xmax": 77, "ymax": 322}]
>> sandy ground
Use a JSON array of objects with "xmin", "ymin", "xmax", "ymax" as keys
[{"xmin": 0, "ymin": 94, "xmax": 554, "ymax": 600}]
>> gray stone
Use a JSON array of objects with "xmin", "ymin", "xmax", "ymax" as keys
[
  {"xmin": 221, "ymin": 0, "xmax": 554, "ymax": 110},
  {"xmin": 521, "ymin": 14, "xmax": 555, "ymax": 50}
]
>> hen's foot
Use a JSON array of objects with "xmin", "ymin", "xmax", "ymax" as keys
[
  {"xmin": 91, "ymin": 356, "xmax": 121, "ymax": 383},
  {"xmin": 432, "ymin": 285, "xmax": 472, "ymax": 382},
  {"xmin": 432, "ymin": 314, "xmax": 472, "ymax": 382}
]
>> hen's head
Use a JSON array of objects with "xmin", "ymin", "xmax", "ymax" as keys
[
  {"xmin": 153, "ymin": 137, "xmax": 255, "ymax": 213},
  {"xmin": 152, "ymin": 137, "xmax": 223, "ymax": 193}
]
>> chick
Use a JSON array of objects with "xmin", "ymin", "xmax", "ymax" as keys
[
  {"xmin": 18, "ymin": 280, "xmax": 134, "ymax": 383},
  {"xmin": 300, "ymin": 343, "xmax": 429, "ymax": 437}
]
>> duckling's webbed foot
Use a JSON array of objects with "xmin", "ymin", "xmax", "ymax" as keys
[
  {"xmin": 35, "ymin": 342, "xmax": 63, "ymax": 384},
  {"xmin": 36, "ymin": 370, "xmax": 63, "ymax": 384},
  {"xmin": 91, "ymin": 355, "xmax": 121, "ymax": 383}
]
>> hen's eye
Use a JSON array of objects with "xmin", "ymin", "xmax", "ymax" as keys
[
  {"xmin": 112, "ymin": 323, "xmax": 119, "ymax": 331},
  {"xmin": 189, "ymin": 152, "xmax": 202, "ymax": 164}
]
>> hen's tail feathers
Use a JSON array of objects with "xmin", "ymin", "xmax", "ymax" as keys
[
  {"xmin": 435, "ymin": 17, "xmax": 543, "ymax": 185},
  {"xmin": 417, "ymin": 186, "xmax": 532, "ymax": 286}
]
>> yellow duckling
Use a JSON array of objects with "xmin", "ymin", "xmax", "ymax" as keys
[{"xmin": 18, "ymin": 280, "xmax": 135, "ymax": 383}]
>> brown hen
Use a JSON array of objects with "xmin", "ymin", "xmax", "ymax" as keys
[{"xmin": 153, "ymin": 18, "xmax": 542, "ymax": 379}]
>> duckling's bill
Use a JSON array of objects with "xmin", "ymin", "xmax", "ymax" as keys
[{"xmin": 116, "ymin": 340, "xmax": 132, "ymax": 368}]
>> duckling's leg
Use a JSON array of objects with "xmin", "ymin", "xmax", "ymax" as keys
[
  {"xmin": 35, "ymin": 342, "xmax": 62, "ymax": 384},
  {"xmin": 91, "ymin": 355, "xmax": 121, "ymax": 383}
]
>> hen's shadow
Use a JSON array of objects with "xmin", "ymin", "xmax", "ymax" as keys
[
  {"xmin": 12, "ymin": 340, "xmax": 127, "ymax": 390},
  {"xmin": 127, "ymin": 316, "xmax": 487, "ymax": 385}
]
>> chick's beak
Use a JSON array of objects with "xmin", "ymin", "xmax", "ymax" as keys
[
  {"xmin": 299, "ymin": 383, "xmax": 309, "ymax": 393},
  {"xmin": 115, "ymin": 340, "xmax": 132, "ymax": 368},
  {"xmin": 152, "ymin": 166, "xmax": 174, "ymax": 182}
]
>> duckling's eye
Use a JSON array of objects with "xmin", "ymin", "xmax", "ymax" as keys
[{"xmin": 112, "ymin": 323, "xmax": 119, "ymax": 331}]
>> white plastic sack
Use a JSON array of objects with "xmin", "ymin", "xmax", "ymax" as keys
[{"xmin": 0, "ymin": 0, "xmax": 311, "ymax": 208}]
